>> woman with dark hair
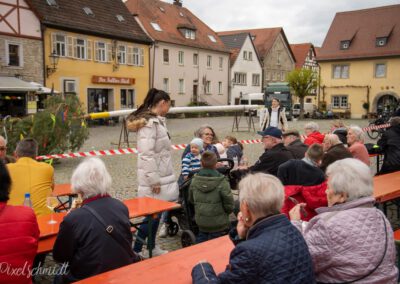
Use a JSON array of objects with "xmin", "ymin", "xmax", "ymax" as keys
[
  {"xmin": 0, "ymin": 161, "xmax": 39, "ymax": 283},
  {"xmin": 260, "ymin": 98, "xmax": 288, "ymax": 131},
  {"xmin": 126, "ymin": 88, "xmax": 178, "ymax": 257}
]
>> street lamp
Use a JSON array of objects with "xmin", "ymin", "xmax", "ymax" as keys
[{"xmin": 46, "ymin": 50, "xmax": 60, "ymax": 78}]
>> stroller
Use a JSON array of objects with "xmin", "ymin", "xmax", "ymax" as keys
[{"xmin": 164, "ymin": 158, "xmax": 235, "ymax": 247}]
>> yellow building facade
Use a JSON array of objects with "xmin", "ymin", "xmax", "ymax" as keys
[
  {"xmin": 320, "ymin": 58, "xmax": 400, "ymax": 118},
  {"xmin": 44, "ymin": 27, "xmax": 150, "ymax": 113}
]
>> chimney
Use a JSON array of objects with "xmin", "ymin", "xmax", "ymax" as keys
[{"xmin": 173, "ymin": 0, "xmax": 182, "ymax": 7}]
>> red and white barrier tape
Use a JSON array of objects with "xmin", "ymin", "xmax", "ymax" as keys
[{"xmin": 36, "ymin": 124, "xmax": 390, "ymax": 160}]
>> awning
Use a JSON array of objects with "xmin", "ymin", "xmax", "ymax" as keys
[
  {"xmin": 0, "ymin": 77, "xmax": 39, "ymax": 92},
  {"xmin": 29, "ymin": 82, "xmax": 59, "ymax": 94}
]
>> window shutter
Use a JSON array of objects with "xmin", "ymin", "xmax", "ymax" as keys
[
  {"xmin": 106, "ymin": 43, "xmax": 113, "ymax": 62},
  {"xmin": 94, "ymin": 42, "xmax": 99, "ymax": 61},
  {"xmin": 67, "ymin": 36, "xmax": 74, "ymax": 58},
  {"xmin": 51, "ymin": 33, "xmax": 57, "ymax": 54},
  {"xmin": 73, "ymin": 37, "xmax": 78, "ymax": 58},
  {"xmin": 86, "ymin": 40, "xmax": 92, "ymax": 60},
  {"xmin": 127, "ymin": 46, "xmax": 133, "ymax": 65},
  {"xmin": 139, "ymin": 48, "xmax": 144, "ymax": 66}
]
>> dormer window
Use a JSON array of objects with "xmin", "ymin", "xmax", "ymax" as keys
[
  {"xmin": 116, "ymin": 15, "xmax": 125, "ymax": 22},
  {"xmin": 376, "ymin": 37, "xmax": 387, "ymax": 47},
  {"xmin": 208, "ymin": 35, "xmax": 216, "ymax": 43},
  {"xmin": 251, "ymin": 35, "xmax": 256, "ymax": 41},
  {"xmin": 340, "ymin": 40, "xmax": 350, "ymax": 50},
  {"xmin": 151, "ymin": 22, "xmax": 162, "ymax": 32},
  {"xmin": 83, "ymin": 7, "xmax": 94, "ymax": 16},
  {"xmin": 183, "ymin": 29, "xmax": 195, "ymax": 40},
  {"xmin": 46, "ymin": 0, "xmax": 57, "ymax": 6}
]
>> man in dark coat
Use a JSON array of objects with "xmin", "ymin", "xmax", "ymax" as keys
[
  {"xmin": 320, "ymin": 134, "xmax": 352, "ymax": 173},
  {"xmin": 282, "ymin": 130, "xmax": 308, "ymax": 159},
  {"xmin": 378, "ymin": 117, "xmax": 400, "ymax": 174}
]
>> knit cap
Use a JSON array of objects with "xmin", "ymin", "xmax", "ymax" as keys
[{"xmin": 190, "ymin": 138, "xmax": 204, "ymax": 150}]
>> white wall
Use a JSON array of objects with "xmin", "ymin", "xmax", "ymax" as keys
[
  {"xmin": 151, "ymin": 42, "xmax": 229, "ymax": 106},
  {"xmin": 230, "ymin": 36, "xmax": 263, "ymax": 105}
]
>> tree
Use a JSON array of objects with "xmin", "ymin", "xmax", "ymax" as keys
[{"xmin": 287, "ymin": 68, "xmax": 318, "ymax": 119}]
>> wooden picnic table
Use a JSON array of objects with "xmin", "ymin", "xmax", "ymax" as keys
[
  {"xmin": 37, "ymin": 197, "xmax": 180, "ymax": 257},
  {"xmin": 75, "ymin": 235, "xmax": 233, "ymax": 284},
  {"xmin": 373, "ymin": 171, "xmax": 400, "ymax": 203}
]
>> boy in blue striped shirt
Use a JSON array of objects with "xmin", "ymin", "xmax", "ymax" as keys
[{"xmin": 181, "ymin": 138, "xmax": 203, "ymax": 180}]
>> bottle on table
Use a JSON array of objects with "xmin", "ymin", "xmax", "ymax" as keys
[{"xmin": 23, "ymin": 193, "xmax": 32, "ymax": 207}]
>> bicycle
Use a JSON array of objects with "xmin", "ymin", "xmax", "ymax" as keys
[{"xmin": 366, "ymin": 112, "xmax": 391, "ymax": 140}]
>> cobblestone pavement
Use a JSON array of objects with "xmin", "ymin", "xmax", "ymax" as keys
[{"xmin": 38, "ymin": 116, "xmax": 395, "ymax": 283}]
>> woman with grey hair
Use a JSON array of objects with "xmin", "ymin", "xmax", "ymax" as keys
[
  {"xmin": 347, "ymin": 125, "xmax": 370, "ymax": 166},
  {"xmin": 53, "ymin": 158, "xmax": 139, "ymax": 283},
  {"xmin": 181, "ymin": 124, "xmax": 219, "ymax": 159},
  {"xmin": 192, "ymin": 173, "xmax": 314, "ymax": 283},
  {"xmin": 303, "ymin": 121, "xmax": 325, "ymax": 146},
  {"xmin": 290, "ymin": 158, "xmax": 398, "ymax": 283}
]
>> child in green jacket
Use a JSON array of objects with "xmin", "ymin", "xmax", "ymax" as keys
[{"xmin": 189, "ymin": 151, "xmax": 234, "ymax": 243}]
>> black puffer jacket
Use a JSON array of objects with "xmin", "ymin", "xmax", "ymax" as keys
[
  {"xmin": 192, "ymin": 214, "xmax": 315, "ymax": 284},
  {"xmin": 286, "ymin": 139, "xmax": 308, "ymax": 159},
  {"xmin": 378, "ymin": 124, "xmax": 400, "ymax": 174}
]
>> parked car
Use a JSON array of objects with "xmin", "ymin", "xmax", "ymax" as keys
[
  {"xmin": 292, "ymin": 103, "xmax": 317, "ymax": 118},
  {"xmin": 239, "ymin": 93, "xmax": 264, "ymax": 116}
]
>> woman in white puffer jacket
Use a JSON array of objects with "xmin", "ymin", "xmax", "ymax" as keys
[{"xmin": 127, "ymin": 88, "xmax": 178, "ymax": 256}]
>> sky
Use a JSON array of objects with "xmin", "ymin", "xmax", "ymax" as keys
[{"xmin": 163, "ymin": 0, "xmax": 400, "ymax": 46}]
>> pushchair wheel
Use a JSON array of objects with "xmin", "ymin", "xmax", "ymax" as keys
[
  {"xmin": 167, "ymin": 221, "xmax": 179, "ymax": 236},
  {"xmin": 181, "ymin": 230, "xmax": 196, "ymax": 247}
]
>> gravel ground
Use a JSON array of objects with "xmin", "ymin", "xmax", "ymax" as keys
[{"xmin": 37, "ymin": 116, "xmax": 395, "ymax": 283}]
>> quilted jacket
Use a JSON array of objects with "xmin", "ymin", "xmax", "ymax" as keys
[
  {"xmin": 281, "ymin": 182, "xmax": 328, "ymax": 221},
  {"xmin": 192, "ymin": 214, "xmax": 315, "ymax": 284},
  {"xmin": 304, "ymin": 131, "xmax": 325, "ymax": 146},
  {"xmin": 127, "ymin": 111, "xmax": 178, "ymax": 201},
  {"xmin": 292, "ymin": 197, "xmax": 398, "ymax": 283}
]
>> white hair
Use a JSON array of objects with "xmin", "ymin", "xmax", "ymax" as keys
[
  {"xmin": 71, "ymin": 157, "xmax": 112, "ymax": 198},
  {"xmin": 239, "ymin": 173, "xmax": 284, "ymax": 217},
  {"xmin": 324, "ymin": 133, "xmax": 341, "ymax": 145},
  {"xmin": 326, "ymin": 158, "xmax": 373, "ymax": 202},
  {"xmin": 304, "ymin": 121, "xmax": 319, "ymax": 132},
  {"xmin": 348, "ymin": 125, "xmax": 365, "ymax": 142},
  {"xmin": 0, "ymin": 136, "xmax": 6, "ymax": 145}
]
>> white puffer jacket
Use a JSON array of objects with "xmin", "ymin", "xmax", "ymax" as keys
[{"xmin": 128, "ymin": 113, "xmax": 178, "ymax": 201}]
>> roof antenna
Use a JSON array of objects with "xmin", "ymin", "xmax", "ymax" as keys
[{"xmin": 173, "ymin": 0, "xmax": 182, "ymax": 7}]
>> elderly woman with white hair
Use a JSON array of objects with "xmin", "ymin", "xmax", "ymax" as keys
[
  {"xmin": 347, "ymin": 125, "xmax": 370, "ymax": 166},
  {"xmin": 53, "ymin": 158, "xmax": 139, "ymax": 283},
  {"xmin": 192, "ymin": 173, "xmax": 315, "ymax": 283},
  {"xmin": 290, "ymin": 158, "xmax": 398, "ymax": 283},
  {"xmin": 303, "ymin": 121, "xmax": 325, "ymax": 146}
]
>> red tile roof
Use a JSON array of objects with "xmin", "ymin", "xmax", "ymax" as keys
[
  {"xmin": 218, "ymin": 27, "xmax": 294, "ymax": 62},
  {"xmin": 291, "ymin": 43, "xmax": 313, "ymax": 69},
  {"xmin": 125, "ymin": 0, "xmax": 229, "ymax": 53},
  {"xmin": 318, "ymin": 4, "xmax": 400, "ymax": 61}
]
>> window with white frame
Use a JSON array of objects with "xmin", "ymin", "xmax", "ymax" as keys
[
  {"xmin": 208, "ymin": 35, "xmax": 216, "ymax": 43},
  {"xmin": 207, "ymin": 55, "xmax": 212, "ymax": 68},
  {"xmin": 206, "ymin": 80, "xmax": 211, "ymax": 94},
  {"xmin": 375, "ymin": 63, "xmax": 386, "ymax": 78},
  {"xmin": 219, "ymin": 57, "xmax": 223, "ymax": 69},
  {"xmin": 118, "ymin": 45, "xmax": 126, "ymax": 64},
  {"xmin": 249, "ymin": 51, "xmax": 253, "ymax": 61},
  {"xmin": 178, "ymin": 79, "xmax": 185, "ymax": 94},
  {"xmin": 184, "ymin": 29, "xmax": 195, "ymax": 40},
  {"xmin": 218, "ymin": 81, "xmax": 222, "ymax": 94},
  {"xmin": 252, "ymin": 74, "xmax": 260, "ymax": 86},
  {"xmin": 243, "ymin": 51, "xmax": 247, "ymax": 60},
  {"xmin": 95, "ymin": 42, "xmax": 107, "ymax": 62},
  {"xmin": 234, "ymin": 72, "xmax": 247, "ymax": 85},
  {"xmin": 7, "ymin": 43, "xmax": 22, "ymax": 66},
  {"xmin": 52, "ymin": 34, "xmax": 66, "ymax": 57},
  {"xmin": 139, "ymin": 48, "xmax": 144, "ymax": 66},
  {"xmin": 178, "ymin": 51, "xmax": 184, "ymax": 65},
  {"xmin": 133, "ymin": 47, "xmax": 139, "ymax": 65},
  {"xmin": 163, "ymin": 78, "xmax": 169, "ymax": 92},
  {"xmin": 75, "ymin": 38, "xmax": 86, "ymax": 59},
  {"xmin": 120, "ymin": 89, "xmax": 135, "ymax": 108},
  {"xmin": 163, "ymin": 49, "xmax": 169, "ymax": 64},
  {"xmin": 151, "ymin": 22, "xmax": 162, "ymax": 32},
  {"xmin": 193, "ymin": 53, "xmax": 198, "ymax": 66},
  {"xmin": 281, "ymin": 71, "xmax": 285, "ymax": 81},
  {"xmin": 63, "ymin": 79, "xmax": 76, "ymax": 94},
  {"xmin": 332, "ymin": 95, "xmax": 348, "ymax": 109},
  {"xmin": 332, "ymin": 64, "xmax": 349, "ymax": 79}
]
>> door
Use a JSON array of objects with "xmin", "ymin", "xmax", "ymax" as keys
[
  {"xmin": 87, "ymin": 89, "xmax": 109, "ymax": 113},
  {"xmin": 192, "ymin": 85, "xmax": 198, "ymax": 104}
]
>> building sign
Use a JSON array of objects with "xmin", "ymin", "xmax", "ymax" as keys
[{"xmin": 92, "ymin": 76, "xmax": 135, "ymax": 85}]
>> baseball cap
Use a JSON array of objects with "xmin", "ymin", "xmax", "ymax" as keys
[{"xmin": 257, "ymin": 127, "xmax": 282, "ymax": 139}]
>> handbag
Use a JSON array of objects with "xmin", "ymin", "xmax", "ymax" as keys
[{"xmin": 82, "ymin": 205, "xmax": 142, "ymax": 263}]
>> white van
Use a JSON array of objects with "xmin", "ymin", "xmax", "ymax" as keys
[
  {"xmin": 292, "ymin": 103, "xmax": 317, "ymax": 117},
  {"xmin": 239, "ymin": 93, "xmax": 264, "ymax": 116}
]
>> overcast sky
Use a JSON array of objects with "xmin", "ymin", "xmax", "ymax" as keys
[{"xmin": 163, "ymin": 0, "xmax": 399, "ymax": 46}]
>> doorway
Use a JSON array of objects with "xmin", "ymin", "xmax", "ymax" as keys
[
  {"xmin": 87, "ymin": 88, "xmax": 113, "ymax": 113},
  {"xmin": 192, "ymin": 84, "xmax": 198, "ymax": 104}
]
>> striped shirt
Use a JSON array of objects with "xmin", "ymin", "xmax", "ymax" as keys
[{"xmin": 181, "ymin": 152, "xmax": 201, "ymax": 177}]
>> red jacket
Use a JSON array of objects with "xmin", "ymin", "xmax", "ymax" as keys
[
  {"xmin": 304, "ymin": 131, "xmax": 325, "ymax": 146},
  {"xmin": 281, "ymin": 182, "xmax": 328, "ymax": 221},
  {"xmin": 0, "ymin": 202, "xmax": 39, "ymax": 284}
]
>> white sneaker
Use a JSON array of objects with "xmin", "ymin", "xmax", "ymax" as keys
[
  {"xmin": 158, "ymin": 223, "xmax": 168, "ymax": 238},
  {"xmin": 151, "ymin": 246, "xmax": 168, "ymax": 256}
]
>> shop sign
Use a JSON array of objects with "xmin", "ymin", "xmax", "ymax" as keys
[{"xmin": 92, "ymin": 76, "xmax": 135, "ymax": 85}]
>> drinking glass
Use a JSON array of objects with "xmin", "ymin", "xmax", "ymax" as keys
[{"xmin": 46, "ymin": 196, "xmax": 59, "ymax": 224}]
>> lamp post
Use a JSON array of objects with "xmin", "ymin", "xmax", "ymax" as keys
[{"xmin": 46, "ymin": 50, "xmax": 60, "ymax": 78}]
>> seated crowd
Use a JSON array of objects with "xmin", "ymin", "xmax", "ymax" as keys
[{"xmin": 1, "ymin": 112, "xmax": 400, "ymax": 283}]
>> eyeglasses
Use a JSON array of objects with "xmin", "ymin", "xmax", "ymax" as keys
[
  {"xmin": 203, "ymin": 133, "xmax": 214, "ymax": 137},
  {"xmin": 0, "ymin": 147, "xmax": 6, "ymax": 151}
]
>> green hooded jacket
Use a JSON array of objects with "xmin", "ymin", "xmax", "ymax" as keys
[{"xmin": 189, "ymin": 168, "xmax": 234, "ymax": 233}]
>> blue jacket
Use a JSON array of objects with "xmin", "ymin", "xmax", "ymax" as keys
[{"xmin": 192, "ymin": 214, "xmax": 315, "ymax": 284}]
